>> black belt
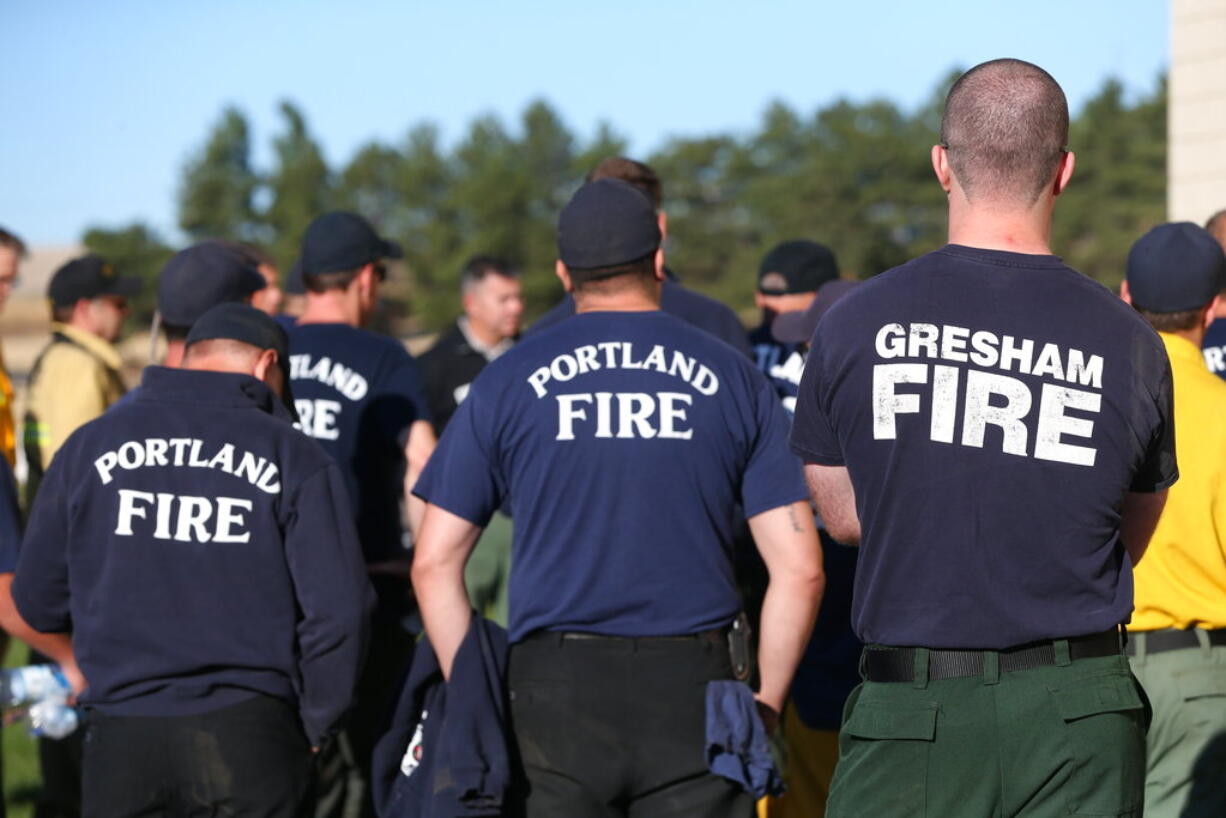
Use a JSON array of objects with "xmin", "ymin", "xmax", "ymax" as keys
[
  {"xmin": 525, "ymin": 628, "xmax": 726, "ymax": 647},
  {"xmin": 863, "ymin": 628, "xmax": 1124, "ymax": 683},
  {"xmin": 1126, "ymin": 628, "xmax": 1226, "ymax": 656}
]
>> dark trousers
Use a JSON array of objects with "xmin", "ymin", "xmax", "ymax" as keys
[
  {"xmin": 508, "ymin": 631, "xmax": 753, "ymax": 818},
  {"xmin": 82, "ymin": 694, "xmax": 314, "ymax": 818},
  {"xmin": 314, "ymin": 617, "xmax": 416, "ymax": 818},
  {"xmin": 29, "ymin": 648, "xmax": 82, "ymax": 818},
  {"xmin": 828, "ymin": 651, "xmax": 1146, "ymax": 817}
]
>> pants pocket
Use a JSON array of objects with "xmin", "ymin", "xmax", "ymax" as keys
[
  {"xmin": 826, "ymin": 696, "xmax": 937, "ymax": 818},
  {"xmin": 1054, "ymin": 673, "xmax": 1146, "ymax": 817}
]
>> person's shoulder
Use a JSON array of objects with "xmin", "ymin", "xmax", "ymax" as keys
[
  {"xmin": 525, "ymin": 295, "xmax": 576, "ymax": 338},
  {"xmin": 418, "ymin": 321, "xmax": 465, "ymax": 365}
]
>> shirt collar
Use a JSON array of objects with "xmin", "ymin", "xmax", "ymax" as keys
[
  {"xmin": 138, "ymin": 366, "xmax": 290, "ymax": 420},
  {"xmin": 52, "ymin": 322, "xmax": 123, "ymax": 369},
  {"xmin": 457, "ymin": 317, "xmax": 513, "ymax": 362}
]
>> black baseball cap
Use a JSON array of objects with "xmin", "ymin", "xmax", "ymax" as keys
[
  {"xmin": 300, "ymin": 211, "xmax": 402, "ymax": 276},
  {"xmin": 157, "ymin": 242, "xmax": 266, "ymax": 328},
  {"xmin": 48, "ymin": 255, "xmax": 140, "ymax": 307},
  {"xmin": 772, "ymin": 279, "xmax": 861, "ymax": 344},
  {"xmin": 557, "ymin": 179, "xmax": 661, "ymax": 270},
  {"xmin": 757, "ymin": 240, "xmax": 840, "ymax": 295},
  {"xmin": 186, "ymin": 302, "xmax": 297, "ymax": 419},
  {"xmin": 1126, "ymin": 222, "xmax": 1226, "ymax": 313}
]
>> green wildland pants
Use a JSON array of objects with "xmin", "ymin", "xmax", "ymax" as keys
[
  {"xmin": 827, "ymin": 648, "xmax": 1146, "ymax": 817},
  {"xmin": 1129, "ymin": 631, "xmax": 1226, "ymax": 818}
]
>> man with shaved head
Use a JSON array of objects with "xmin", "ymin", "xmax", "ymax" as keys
[{"xmin": 792, "ymin": 59, "xmax": 1173, "ymax": 816}]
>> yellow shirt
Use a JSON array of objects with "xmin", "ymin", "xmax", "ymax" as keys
[
  {"xmin": 1131, "ymin": 332, "xmax": 1226, "ymax": 631},
  {"xmin": 0, "ymin": 343, "xmax": 14, "ymax": 467},
  {"xmin": 23, "ymin": 323, "xmax": 126, "ymax": 478}
]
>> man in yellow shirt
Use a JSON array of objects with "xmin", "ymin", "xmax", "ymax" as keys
[
  {"xmin": 0, "ymin": 227, "xmax": 26, "ymax": 466},
  {"xmin": 24, "ymin": 254, "xmax": 138, "ymax": 501},
  {"xmin": 1121, "ymin": 222, "xmax": 1226, "ymax": 818}
]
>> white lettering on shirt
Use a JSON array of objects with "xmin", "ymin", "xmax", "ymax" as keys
[
  {"xmin": 114, "ymin": 489, "xmax": 254, "ymax": 544},
  {"xmin": 867, "ymin": 322, "xmax": 1106, "ymax": 466}
]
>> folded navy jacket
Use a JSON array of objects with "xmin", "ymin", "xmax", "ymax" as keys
[
  {"xmin": 705, "ymin": 680, "xmax": 784, "ymax": 798},
  {"xmin": 372, "ymin": 616, "xmax": 511, "ymax": 818}
]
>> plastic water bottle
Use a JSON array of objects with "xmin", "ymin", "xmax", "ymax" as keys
[
  {"xmin": 27, "ymin": 700, "xmax": 79, "ymax": 739},
  {"xmin": 0, "ymin": 665, "xmax": 70, "ymax": 708}
]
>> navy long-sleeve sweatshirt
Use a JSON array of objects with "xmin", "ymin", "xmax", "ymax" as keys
[{"xmin": 13, "ymin": 366, "xmax": 373, "ymax": 746}]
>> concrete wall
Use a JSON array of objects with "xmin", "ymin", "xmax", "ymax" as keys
[{"xmin": 1169, "ymin": 0, "xmax": 1226, "ymax": 223}]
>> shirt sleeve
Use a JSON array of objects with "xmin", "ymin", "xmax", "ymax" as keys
[
  {"xmin": 283, "ymin": 463, "xmax": 374, "ymax": 746},
  {"xmin": 411, "ymin": 383, "xmax": 504, "ymax": 526},
  {"xmin": 12, "ymin": 452, "xmax": 73, "ymax": 632},
  {"xmin": 741, "ymin": 374, "xmax": 810, "ymax": 517},
  {"xmin": 789, "ymin": 331, "xmax": 844, "ymax": 466},
  {"xmin": 0, "ymin": 457, "xmax": 21, "ymax": 574},
  {"xmin": 1130, "ymin": 350, "xmax": 1179, "ymax": 493}
]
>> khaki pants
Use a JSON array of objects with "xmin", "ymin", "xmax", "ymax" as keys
[{"xmin": 1129, "ymin": 632, "xmax": 1226, "ymax": 818}]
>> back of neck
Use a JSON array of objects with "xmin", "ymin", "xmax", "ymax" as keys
[
  {"xmin": 947, "ymin": 197, "xmax": 1056, "ymax": 256},
  {"xmin": 297, "ymin": 292, "xmax": 360, "ymax": 327}
]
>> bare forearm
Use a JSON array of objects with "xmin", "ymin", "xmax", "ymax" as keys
[
  {"xmin": 410, "ymin": 505, "xmax": 480, "ymax": 678},
  {"xmin": 0, "ymin": 575, "xmax": 80, "ymax": 682},
  {"xmin": 757, "ymin": 572, "xmax": 824, "ymax": 711},
  {"xmin": 1120, "ymin": 489, "xmax": 1167, "ymax": 565},
  {"xmin": 748, "ymin": 501, "xmax": 825, "ymax": 711}
]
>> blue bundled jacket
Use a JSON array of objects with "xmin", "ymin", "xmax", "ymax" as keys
[{"xmin": 372, "ymin": 616, "xmax": 511, "ymax": 818}]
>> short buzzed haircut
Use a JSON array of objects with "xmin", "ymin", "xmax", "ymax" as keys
[
  {"xmin": 940, "ymin": 59, "xmax": 1070, "ymax": 205},
  {"xmin": 459, "ymin": 255, "xmax": 517, "ymax": 294},
  {"xmin": 0, "ymin": 226, "xmax": 27, "ymax": 257},
  {"xmin": 586, "ymin": 158, "xmax": 662, "ymax": 210}
]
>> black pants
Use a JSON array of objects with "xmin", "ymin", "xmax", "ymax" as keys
[
  {"xmin": 314, "ymin": 617, "xmax": 417, "ymax": 818},
  {"xmin": 82, "ymin": 694, "xmax": 314, "ymax": 818},
  {"xmin": 508, "ymin": 632, "xmax": 753, "ymax": 818}
]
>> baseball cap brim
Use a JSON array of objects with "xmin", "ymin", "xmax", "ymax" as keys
[
  {"xmin": 772, "ymin": 279, "xmax": 860, "ymax": 344},
  {"xmin": 381, "ymin": 238, "xmax": 404, "ymax": 260}
]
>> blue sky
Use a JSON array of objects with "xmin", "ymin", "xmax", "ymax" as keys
[{"xmin": 2, "ymin": 1, "xmax": 1168, "ymax": 245}]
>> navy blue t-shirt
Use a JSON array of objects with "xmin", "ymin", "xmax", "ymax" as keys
[
  {"xmin": 415, "ymin": 310, "xmax": 806, "ymax": 642},
  {"xmin": 748, "ymin": 320, "xmax": 805, "ymax": 416},
  {"xmin": 530, "ymin": 277, "xmax": 752, "ymax": 357},
  {"xmin": 1203, "ymin": 318, "xmax": 1226, "ymax": 382},
  {"xmin": 287, "ymin": 323, "xmax": 429, "ymax": 565},
  {"xmin": 12, "ymin": 368, "xmax": 372, "ymax": 744},
  {"xmin": 791, "ymin": 245, "xmax": 1177, "ymax": 649}
]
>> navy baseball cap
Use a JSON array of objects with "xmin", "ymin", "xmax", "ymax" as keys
[
  {"xmin": 300, "ymin": 211, "xmax": 403, "ymax": 276},
  {"xmin": 186, "ymin": 302, "xmax": 297, "ymax": 419},
  {"xmin": 1126, "ymin": 222, "xmax": 1226, "ymax": 313},
  {"xmin": 157, "ymin": 242, "xmax": 266, "ymax": 327},
  {"xmin": 772, "ymin": 278, "xmax": 861, "ymax": 344},
  {"xmin": 557, "ymin": 178, "xmax": 661, "ymax": 270},
  {"xmin": 48, "ymin": 255, "xmax": 140, "ymax": 307},
  {"xmin": 757, "ymin": 240, "xmax": 840, "ymax": 295}
]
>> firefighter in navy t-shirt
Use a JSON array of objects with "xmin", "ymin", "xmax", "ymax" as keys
[
  {"xmin": 13, "ymin": 303, "xmax": 372, "ymax": 817},
  {"xmin": 792, "ymin": 60, "xmax": 1177, "ymax": 817},
  {"xmin": 528, "ymin": 157, "xmax": 751, "ymax": 356},
  {"xmin": 749, "ymin": 240, "xmax": 840, "ymax": 415},
  {"xmin": 287, "ymin": 211, "xmax": 435, "ymax": 816},
  {"xmin": 412, "ymin": 179, "xmax": 824, "ymax": 817}
]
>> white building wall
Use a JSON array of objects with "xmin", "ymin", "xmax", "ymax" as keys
[{"xmin": 1170, "ymin": 0, "xmax": 1226, "ymax": 223}]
